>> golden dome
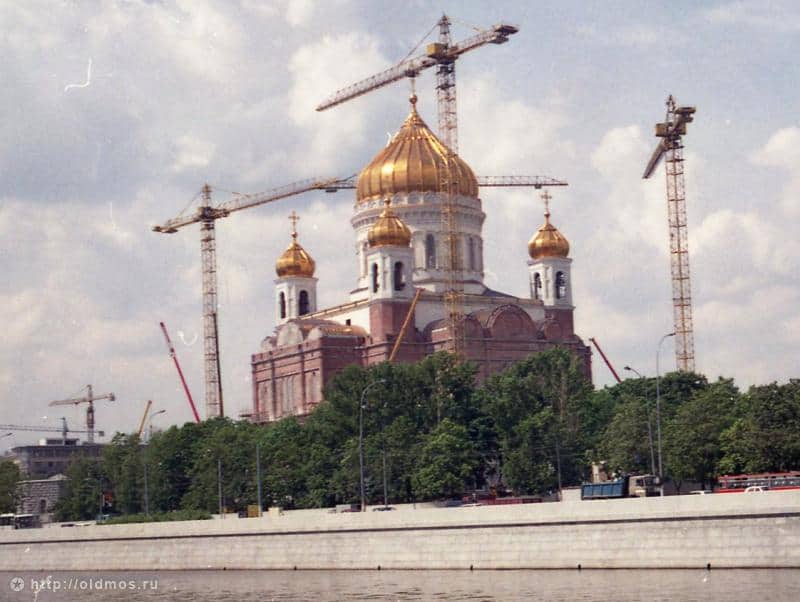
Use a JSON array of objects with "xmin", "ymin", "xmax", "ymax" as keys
[
  {"xmin": 275, "ymin": 212, "xmax": 316, "ymax": 277},
  {"xmin": 528, "ymin": 206, "xmax": 570, "ymax": 260},
  {"xmin": 356, "ymin": 94, "xmax": 479, "ymax": 203},
  {"xmin": 368, "ymin": 199, "xmax": 412, "ymax": 247}
]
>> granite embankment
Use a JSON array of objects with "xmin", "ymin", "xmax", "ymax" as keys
[{"xmin": 1, "ymin": 491, "xmax": 798, "ymax": 570}]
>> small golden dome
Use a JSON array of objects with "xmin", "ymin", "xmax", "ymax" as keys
[
  {"xmin": 528, "ymin": 206, "xmax": 570, "ymax": 260},
  {"xmin": 276, "ymin": 212, "xmax": 316, "ymax": 277},
  {"xmin": 356, "ymin": 94, "xmax": 479, "ymax": 203},
  {"xmin": 368, "ymin": 199, "xmax": 412, "ymax": 247}
]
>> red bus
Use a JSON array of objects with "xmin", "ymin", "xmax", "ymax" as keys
[{"xmin": 715, "ymin": 472, "xmax": 800, "ymax": 493}]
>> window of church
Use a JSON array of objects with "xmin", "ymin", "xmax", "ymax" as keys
[
  {"xmin": 371, "ymin": 263, "xmax": 379, "ymax": 293},
  {"xmin": 425, "ymin": 234, "xmax": 436, "ymax": 268},
  {"xmin": 468, "ymin": 237, "xmax": 475, "ymax": 271},
  {"xmin": 299, "ymin": 290, "xmax": 310, "ymax": 315},
  {"xmin": 556, "ymin": 271, "xmax": 567, "ymax": 299},
  {"xmin": 279, "ymin": 292, "xmax": 286, "ymax": 319},
  {"xmin": 533, "ymin": 273, "xmax": 542, "ymax": 300},
  {"xmin": 393, "ymin": 262, "xmax": 405, "ymax": 291}
]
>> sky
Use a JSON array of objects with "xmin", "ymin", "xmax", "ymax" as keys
[{"xmin": 2, "ymin": 0, "xmax": 799, "ymax": 448}]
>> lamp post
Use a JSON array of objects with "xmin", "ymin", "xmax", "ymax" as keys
[
  {"xmin": 256, "ymin": 442, "xmax": 263, "ymax": 517},
  {"xmin": 145, "ymin": 409, "xmax": 166, "ymax": 443},
  {"xmin": 624, "ymin": 366, "xmax": 656, "ymax": 476},
  {"xmin": 359, "ymin": 379, "xmax": 386, "ymax": 512},
  {"xmin": 656, "ymin": 332, "xmax": 676, "ymax": 493},
  {"xmin": 218, "ymin": 458, "xmax": 224, "ymax": 518}
]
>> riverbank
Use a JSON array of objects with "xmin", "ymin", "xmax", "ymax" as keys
[{"xmin": 1, "ymin": 491, "xmax": 798, "ymax": 570}]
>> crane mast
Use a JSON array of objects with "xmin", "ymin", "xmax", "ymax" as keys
[
  {"xmin": 47, "ymin": 384, "xmax": 115, "ymax": 444},
  {"xmin": 643, "ymin": 96, "xmax": 696, "ymax": 372},
  {"xmin": 199, "ymin": 184, "xmax": 224, "ymax": 418},
  {"xmin": 433, "ymin": 15, "xmax": 458, "ymax": 152}
]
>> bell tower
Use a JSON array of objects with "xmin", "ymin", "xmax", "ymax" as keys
[
  {"xmin": 274, "ymin": 212, "xmax": 317, "ymax": 325},
  {"xmin": 528, "ymin": 191, "xmax": 572, "ymax": 308}
]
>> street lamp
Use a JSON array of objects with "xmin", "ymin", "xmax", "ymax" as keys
[
  {"xmin": 145, "ymin": 409, "xmax": 166, "ymax": 443},
  {"xmin": 656, "ymin": 332, "xmax": 676, "ymax": 493},
  {"xmin": 624, "ymin": 366, "xmax": 656, "ymax": 476},
  {"xmin": 359, "ymin": 379, "xmax": 386, "ymax": 512}
]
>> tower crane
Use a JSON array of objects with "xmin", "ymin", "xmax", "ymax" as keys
[
  {"xmin": 154, "ymin": 175, "xmax": 565, "ymax": 418},
  {"xmin": 316, "ymin": 15, "xmax": 518, "ymax": 153},
  {"xmin": 48, "ymin": 385, "xmax": 115, "ymax": 445},
  {"xmin": 0, "ymin": 418, "xmax": 104, "ymax": 445},
  {"xmin": 643, "ymin": 96, "xmax": 697, "ymax": 372}
]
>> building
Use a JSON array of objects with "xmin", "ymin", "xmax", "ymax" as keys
[
  {"xmin": 10, "ymin": 439, "xmax": 103, "ymax": 480},
  {"xmin": 16, "ymin": 475, "xmax": 69, "ymax": 522},
  {"xmin": 250, "ymin": 94, "xmax": 590, "ymax": 422}
]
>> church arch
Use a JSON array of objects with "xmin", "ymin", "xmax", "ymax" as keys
[
  {"xmin": 371, "ymin": 263, "xmax": 379, "ymax": 293},
  {"xmin": 533, "ymin": 273, "xmax": 542, "ymax": 300},
  {"xmin": 556, "ymin": 271, "xmax": 567, "ymax": 299},
  {"xmin": 485, "ymin": 305, "xmax": 536, "ymax": 339},
  {"xmin": 298, "ymin": 290, "xmax": 310, "ymax": 315},
  {"xmin": 393, "ymin": 261, "xmax": 405, "ymax": 291},
  {"xmin": 279, "ymin": 292, "xmax": 286, "ymax": 319},
  {"xmin": 425, "ymin": 233, "xmax": 436, "ymax": 268}
]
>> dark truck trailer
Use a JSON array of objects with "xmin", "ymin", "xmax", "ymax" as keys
[{"xmin": 581, "ymin": 475, "xmax": 659, "ymax": 500}]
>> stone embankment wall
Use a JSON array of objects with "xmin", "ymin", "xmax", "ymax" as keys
[{"xmin": 1, "ymin": 491, "xmax": 798, "ymax": 570}]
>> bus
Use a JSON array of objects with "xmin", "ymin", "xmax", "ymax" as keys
[{"xmin": 715, "ymin": 472, "xmax": 800, "ymax": 493}]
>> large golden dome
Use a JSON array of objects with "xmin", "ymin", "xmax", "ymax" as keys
[
  {"xmin": 528, "ymin": 207, "xmax": 570, "ymax": 260},
  {"xmin": 356, "ymin": 95, "xmax": 479, "ymax": 203},
  {"xmin": 368, "ymin": 199, "xmax": 412, "ymax": 247},
  {"xmin": 276, "ymin": 213, "xmax": 316, "ymax": 277}
]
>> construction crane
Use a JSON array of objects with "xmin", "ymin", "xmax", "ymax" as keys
[
  {"xmin": 48, "ymin": 385, "xmax": 114, "ymax": 445},
  {"xmin": 588, "ymin": 337, "xmax": 622, "ymax": 383},
  {"xmin": 643, "ymin": 96, "xmax": 697, "ymax": 372},
  {"xmin": 154, "ymin": 175, "xmax": 565, "ymax": 419},
  {"xmin": 136, "ymin": 400, "xmax": 153, "ymax": 438},
  {"xmin": 159, "ymin": 321, "xmax": 201, "ymax": 423},
  {"xmin": 316, "ymin": 15, "xmax": 518, "ymax": 153},
  {"xmin": 0, "ymin": 418, "xmax": 104, "ymax": 445}
]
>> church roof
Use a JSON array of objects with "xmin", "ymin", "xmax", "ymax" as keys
[{"xmin": 356, "ymin": 94, "xmax": 479, "ymax": 203}]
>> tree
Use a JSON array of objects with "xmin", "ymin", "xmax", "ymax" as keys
[
  {"xmin": 664, "ymin": 378, "xmax": 739, "ymax": 489},
  {"xmin": 0, "ymin": 460, "xmax": 20, "ymax": 513},
  {"xmin": 719, "ymin": 381, "xmax": 800, "ymax": 474},
  {"xmin": 599, "ymin": 394, "xmax": 653, "ymax": 475},
  {"xmin": 53, "ymin": 456, "xmax": 106, "ymax": 521},
  {"xmin": 102, "ymin": 433, "xmax": 144, "ymax": 515},
  {"xmin": 412, "ymin": 419, "xmax": 478, "ymax": 500}
]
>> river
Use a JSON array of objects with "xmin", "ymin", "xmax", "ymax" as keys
[{"xmin": 2, "ymin": 569, "xmax": 799, "ymax": 601}]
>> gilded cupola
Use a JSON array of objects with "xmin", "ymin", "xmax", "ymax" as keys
[
  {"xmin": 275, "ymin": 211, "xmax": 316, "ymax": 277},
  {"xmin": 367, "ymin": 198, "xmax": 412, "ymax": 247},
  {"xmin": 528, "ymin": 191, "xmax": 570, "ymax": 259},
  {"xmin": 356, "ymin": 94, "xmax": 479, "ymax": 203}
]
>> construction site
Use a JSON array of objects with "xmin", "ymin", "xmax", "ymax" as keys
[{"xmin": 3, "ymin": 14, "xmax": 702, "ymax": 520}]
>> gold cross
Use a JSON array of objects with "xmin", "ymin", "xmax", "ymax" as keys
[
  {"xmin": 540, "ymin": 189, "xmax": 552, "ymax": 217},
  {"xmin": 289, "ymin": 211, "xmax": 299, "ymax": 237}
]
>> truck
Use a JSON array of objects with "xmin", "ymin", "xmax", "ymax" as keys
[{"xmin": 580, "ymin": 474, "xmax": 659, "ymax": 500}]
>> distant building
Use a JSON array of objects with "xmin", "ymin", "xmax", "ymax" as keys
[
  {"xmin": 10, "ymin": 439, "xmax": 103, "ymax": 480},
  {"xmin": 250, "ymin": 95, "xmax": 591, "ymax": 422},
  {"xmin": 16, "ymin": 475, "xmax": 68, "ymax": 523}
]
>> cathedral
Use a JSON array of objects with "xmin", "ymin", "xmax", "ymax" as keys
[{"xmin": 249, "ymin": 95, "xmax": 591, "ymax": 422}]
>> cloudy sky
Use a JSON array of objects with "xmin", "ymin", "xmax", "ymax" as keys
[{"xmin": 2, "ymin": 0, "xmax": 798, "ymax": 447}]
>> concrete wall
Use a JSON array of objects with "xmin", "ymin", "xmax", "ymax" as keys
[{"xmin": 1, "ymin": 491, "xmax": 798, "ymax": 570}]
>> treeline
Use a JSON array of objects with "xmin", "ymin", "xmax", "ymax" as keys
[{"xmin": 52, "ymin": 351, "xmax": 800, "ymax": 520}]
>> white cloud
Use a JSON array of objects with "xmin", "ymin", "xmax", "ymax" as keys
[{"xmin": 172, "ymin": 135, "xmax": 216, "ymax": 172}]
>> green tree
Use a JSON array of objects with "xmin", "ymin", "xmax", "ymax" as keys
[
  {"xmin": 102, "ymin": 433, "xmax": 144, "ymax": 515},
  {"xmin": 719, "ymin": 381, "xmax": 800, "ymax": 473},
  {"xmin": 599, "ymin": 394, "xmax": 655, "ymax": 475},
  {"xmin": 664, "ymin": 378, "xmax": 739, "ymax": 489},
  {"xmin": 53, "ymin": 456, "xmax": 106, "ymax": 521},
  {"xmin": 0, "ymin": 460, "xmax": 20, "ymax": 513},
  {"xmin": 412, "ymin": 419, "xmax": 478, "ymax": 499}
]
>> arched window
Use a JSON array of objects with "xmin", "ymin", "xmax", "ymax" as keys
[
  {"xmin": 393, "ymin": 262, "xmax": 405, "ymax": 291},
  {"xmin": 468, "ymin": 237, "xmax": 476, "ymax": 271},
  {"xmin": 371, "ymin": 263, "xmax": 379, "ymax": 293},
  {"xmin": 425, "ymin": 234, "xmax": 436, "ymax": 268},
  {"xmin": 298, "ymin": 290, "xmax": 310, "ymax": 315},
  {"xmin": 39, "ymin": 499, "xmax": 47, "ymax": 514},
  {"xmin": 533, "ymin": 273, "xmax": 542, "ymax": 300},
  {"xmin": 556, "ymin": 271, "xmax": 567, "ymax": 299},
  {"xmin": 279, "ymin": 292, "xmax": 286, "ymax": 319}
]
